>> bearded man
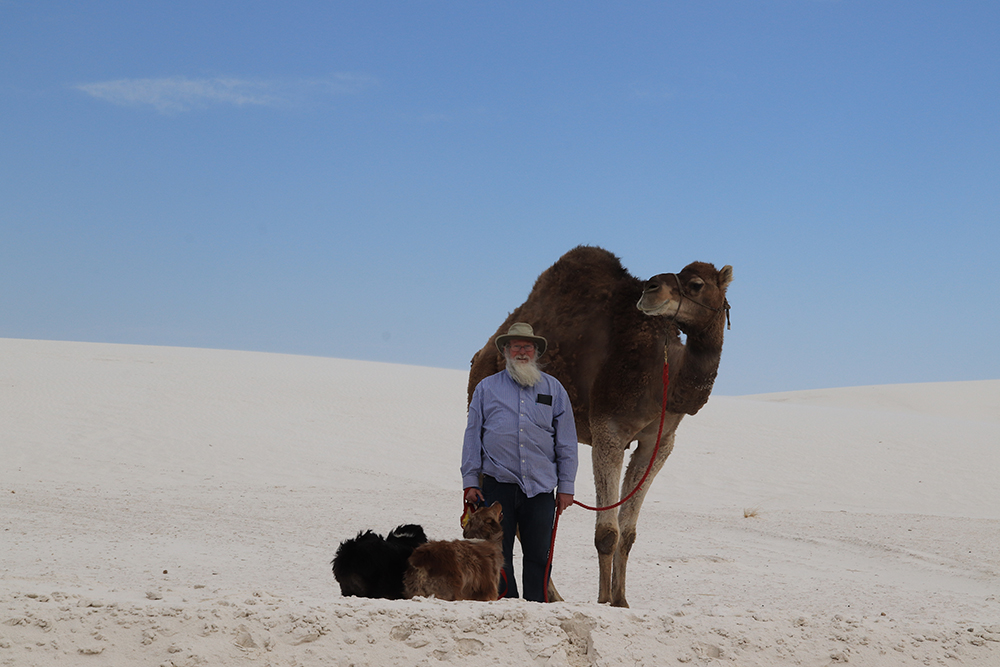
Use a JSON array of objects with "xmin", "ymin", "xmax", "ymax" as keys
[{"xmin": 461, "ymin": 322, "xmax": 579, "ymax": 602}]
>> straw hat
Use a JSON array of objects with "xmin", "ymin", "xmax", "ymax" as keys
[{"xmin": 494, "ymin": 322, "xmax": 547, "ymax": 357}]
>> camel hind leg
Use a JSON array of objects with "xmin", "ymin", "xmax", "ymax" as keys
[{"xmin": 610, "ymin": 424, "xmax": 678, "ymax": 607}]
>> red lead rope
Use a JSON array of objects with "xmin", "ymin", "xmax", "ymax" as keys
[{"xmin": 543, "ymin": 359, "xmax": 669, "ymax": 603}]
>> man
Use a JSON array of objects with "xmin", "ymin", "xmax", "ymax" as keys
[{"xmin": 461, "ymin": 322, "xmax": 579, "ymax": 602}]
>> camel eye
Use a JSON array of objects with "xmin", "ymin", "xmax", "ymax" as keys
[{"xmin": 687, "ymin": 279, "xmax": 704, "ymax": 294}]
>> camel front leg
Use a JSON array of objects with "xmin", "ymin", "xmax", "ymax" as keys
[
  {"xmin": 610, "ymin": 424, "xmax": 679, "ymax": 608},
  {"xmin": 590, "ymin": 432, "xmax": 627, "ymax": 604}
]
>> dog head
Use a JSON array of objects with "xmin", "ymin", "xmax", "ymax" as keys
[
  {"xmin": 386, "ymin": 524, "xmax": 428, "ymax": 550},
  {"xmin": 331, "ymin": 530, "xmax": 386, "ymax": 597},
  {"xmin": 462, "ymin": 501, "xmax": 503, "ymax": 541}
]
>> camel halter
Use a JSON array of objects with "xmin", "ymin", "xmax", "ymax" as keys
[{"xmin": 667, "ymin": 273, "xmax": 732, "ymax": 330}]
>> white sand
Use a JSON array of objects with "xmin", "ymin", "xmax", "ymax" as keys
[{"xmin": 2, "ymin": 338, "xmax": 998, "ymax": 666}]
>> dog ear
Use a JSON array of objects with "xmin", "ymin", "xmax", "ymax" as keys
[{"xmin": 461, "ymin": 503, "xmax": 475, "ymax": 529}]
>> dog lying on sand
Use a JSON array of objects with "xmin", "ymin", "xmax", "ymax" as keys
[
  {"xmin": 332, "ymin": 523, "xmax": 428, "ymax": 599},
  {"xmin": 403, "ymin": 502, "xmax": 505, "ymax": 601}
]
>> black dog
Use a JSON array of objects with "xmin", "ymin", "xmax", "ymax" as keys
[{"xmin": 331, "ymin": 524, "xmax": 428, "ymax": 599}]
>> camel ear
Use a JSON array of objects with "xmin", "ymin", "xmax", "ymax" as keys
[{"xmin": 718, "ymin": 265, "xmax": 733, "ymax": 290}]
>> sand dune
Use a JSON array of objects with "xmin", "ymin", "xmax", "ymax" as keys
[{"xmin": 2, "ymin": 338, "xmax": 998, "ymax": 665}]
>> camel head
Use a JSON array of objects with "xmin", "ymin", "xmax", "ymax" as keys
[{"xmin": 637, "ymin": 262, "xmax": 734, "ymax": 331}]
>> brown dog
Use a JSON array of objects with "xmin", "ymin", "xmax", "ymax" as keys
[{"xmin": 403, "ymin": 502, "xmax": 504, "ymax": 601}]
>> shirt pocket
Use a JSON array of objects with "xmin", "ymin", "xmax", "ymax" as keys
[{"xmin": 527, "ymin": 399, "xmax": 555, "ymax": 431}]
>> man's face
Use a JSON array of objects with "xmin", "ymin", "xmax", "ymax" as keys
[{"xmin": 507, "ymin": 339, "xmax": 536, "ymax": 362}]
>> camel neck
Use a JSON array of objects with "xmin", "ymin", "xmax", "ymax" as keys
[
  {"xmin": 667, "ymin": 314, "xmax": 726, "ymax": 416},
  {"xmin": 680, "ymin": 313, "xmax": 726, "ymax": 355}
]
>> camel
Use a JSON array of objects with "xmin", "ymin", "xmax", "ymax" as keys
[{"xmin": 468, "ymin": 245, "xmax": 733, "ymax": 608}]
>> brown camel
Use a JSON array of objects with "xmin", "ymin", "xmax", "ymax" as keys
[{"xmin": 468, "ymin": 245, "xmax": 733, "ymax": 608}]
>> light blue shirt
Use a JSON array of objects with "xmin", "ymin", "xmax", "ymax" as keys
[{"xmin": 461, "ymin": 370, "xmax": 579, "ymax": 498}]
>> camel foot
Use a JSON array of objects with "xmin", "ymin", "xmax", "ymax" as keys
[
  {"xmin": 546, "ymin": 580, "xmax": 563, "ymax": 602},
  {"xmin": 611, "ymin": 597, "xmax": 629, "ymax": 608}
]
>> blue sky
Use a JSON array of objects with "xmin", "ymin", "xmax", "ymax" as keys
[{"xmin": 2, "ymin": 1, "xmax": 998, "ymax": 395}]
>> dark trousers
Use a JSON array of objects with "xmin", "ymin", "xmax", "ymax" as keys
[{"xmin": 482, "ymin": 475, "xmax": 555, "ymax": 602}]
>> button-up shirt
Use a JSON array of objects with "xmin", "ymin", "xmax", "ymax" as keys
[{"xmin": 461, "ymin": 370, "xmax": 578, "ymax": 498}]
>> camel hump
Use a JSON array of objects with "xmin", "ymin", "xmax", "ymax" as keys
[
  {"xmin": 559, "ymin": 244, "xmax": 622, "ymax": 263},
  {"xmin": 550, "ymin": 245, "xmax": 628, "ymax": 278},
  {"xmin": 526, "ymin": 245, "xmax": 633, "ymax": 304}
]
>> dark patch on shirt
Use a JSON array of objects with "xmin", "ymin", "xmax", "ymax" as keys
[{"xmin": 536, "ymin": 394, "xmax": 553, "ymax": 406}]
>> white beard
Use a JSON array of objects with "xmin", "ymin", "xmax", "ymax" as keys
[{"xmin": 505, "ymin": 355, "xmax": 542, "ymax": 388}]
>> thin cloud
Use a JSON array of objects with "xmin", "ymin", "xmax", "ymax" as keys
[{"xmin": 74, "ymin": 74, "xmax": 376, "ymax": 113}]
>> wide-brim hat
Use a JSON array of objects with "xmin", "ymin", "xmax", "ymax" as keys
[{"xmin": 494, "ymin": 322, "xmax": 547, "ymax": 357}]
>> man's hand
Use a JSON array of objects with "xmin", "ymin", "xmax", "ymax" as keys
[
  {"xmin": 556, "ymin": 493, "xmax": 574, "ymax": 515},
  {"xmin": 464, "ymin": 487, "xmax": 484, "ymax": 504}
]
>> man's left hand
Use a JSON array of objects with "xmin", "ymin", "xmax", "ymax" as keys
[{"xmin": 556, "ymin": 493, "xmax": 574, "ymax": 515}]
